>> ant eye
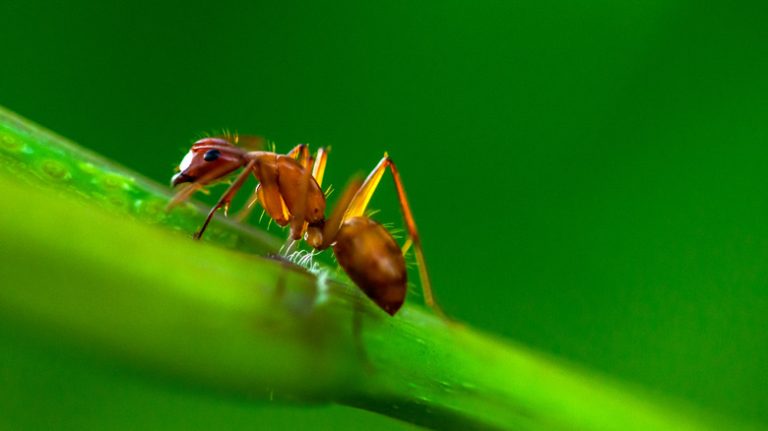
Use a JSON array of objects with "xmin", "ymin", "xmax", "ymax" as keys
[{"xmin": 203, "ymin": 149, "xmax": 221, "ymax": 162}]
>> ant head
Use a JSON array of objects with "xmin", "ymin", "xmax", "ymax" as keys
[{"xmin": 171, "ymin": 138, "xmax": 247, "ymax": 187}]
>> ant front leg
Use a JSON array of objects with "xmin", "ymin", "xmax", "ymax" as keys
[
  {"xmin": 194, "ymin": 159, "xmax": 257, "ymax": 239},
  {"xmin": 167, "ymin": 182, "xmax": 204, "ymax": 211},
  {"xmin": 167, "ymin": 161, "xmax": 246, "ymax": 211},
  {"xmin": 235, "ymin": 146, "xmax": 328, "ymax": 224}
]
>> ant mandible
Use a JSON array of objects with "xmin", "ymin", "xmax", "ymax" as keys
[{"xmin": 168, "ymin": 135, "xmax": 444, "ymax": 317}]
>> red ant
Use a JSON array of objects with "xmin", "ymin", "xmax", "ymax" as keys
[{"xmin": 168, "ymin": 136, "xmax": 444, "ymax": 317}]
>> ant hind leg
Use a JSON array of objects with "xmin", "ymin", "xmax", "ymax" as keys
[{"xmin": 342, "ymin": 155, "xmax": 447, "ymax": 318}]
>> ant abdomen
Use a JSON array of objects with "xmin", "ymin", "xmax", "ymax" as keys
[{"xmin": 333, "ymin": 216, "xmax": 407, "ymax": 315}]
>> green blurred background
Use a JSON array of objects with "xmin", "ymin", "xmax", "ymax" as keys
[{"xmin": 1, "ymin": 1, "xmax": 767, "ymax": 429}]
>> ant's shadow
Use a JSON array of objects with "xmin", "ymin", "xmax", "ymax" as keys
[{"xmin": 264, "ymin": 253, "xmax": 382, "ymax": 374}]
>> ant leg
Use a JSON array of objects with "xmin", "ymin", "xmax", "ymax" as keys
[
  {"xmin": 194, "ymin": 160, "xmax": 257, "ymax": 239},
  {"xmin": 167, "ymin": 162, "xmax": 244, "ymax": 211},
  {"xmin": 286, "ymin": 144, "xmax": 311, "ymax": 168},
  {"xmin": 317, "ymin": 176, "xmax": 363, "ymax": 250},
  {"xmin": 288, "ymin": 157, "xmax": 315, "ymax": 240},
  {"xmin": 287, "ymin": 146, "xmax": 331, "ymax": 240},
  {"xmin": 342, "ymin": 154, "xmax": 446, "ymax": 318},
  {"xmin": 289, "ymin": 147, "xmax": 330, "ymax": 240},
  {"xmin": 211, "ymin": 134, "xmax": 266, "ymax": 151},
  {"xmin": 234, "ymin": 135, "xmax": 266, "ymax": 151},
  {"xmin": 235, "ymin": 145, "xmax": 320, "ymax": 223},
  {"xmin": 233, "ymin": 185, "xmax": 263, "ymax": 223},
  {"xmin": 252, "ymin": 154, "xmax": 291, "ymax": 227},
  {"xmin": 167, "ymin": 182, "xmax": 204, "ymax": 210},
  {"xmin": 235, "ymin": 144, "xmax": 309, "ymax": 226},
  {"xmin": 311, "ymin": 147, "xmax": 329, "ymax": 187}
]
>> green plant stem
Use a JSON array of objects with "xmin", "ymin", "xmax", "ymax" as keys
[
  {"xmin": 0, "ymin": 108, "xmax": 748, "ymax": 430},
  {"xmin": 0, "ymin": 106, "xmax": 281, "ymax": 254}
]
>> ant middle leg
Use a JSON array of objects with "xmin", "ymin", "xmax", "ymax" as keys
[
  {"xmin": 288, "ymin": 156, "xmax": 315, "ymax": 240},
  {"xmin": 311, "ymin": 147, "xmax": 329, "ymax": 187},
  {"xmin": 286, "ymin": 144, "xmax": 311, "ymax": 169},
  {"xmin": 286, "ymin": 146, "xmax": 332, "ymax": 241}
]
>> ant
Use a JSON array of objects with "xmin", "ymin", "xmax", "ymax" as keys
[{"xmin": 168, "ymin": 135, "xmax": 444, "ymax": 317}]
